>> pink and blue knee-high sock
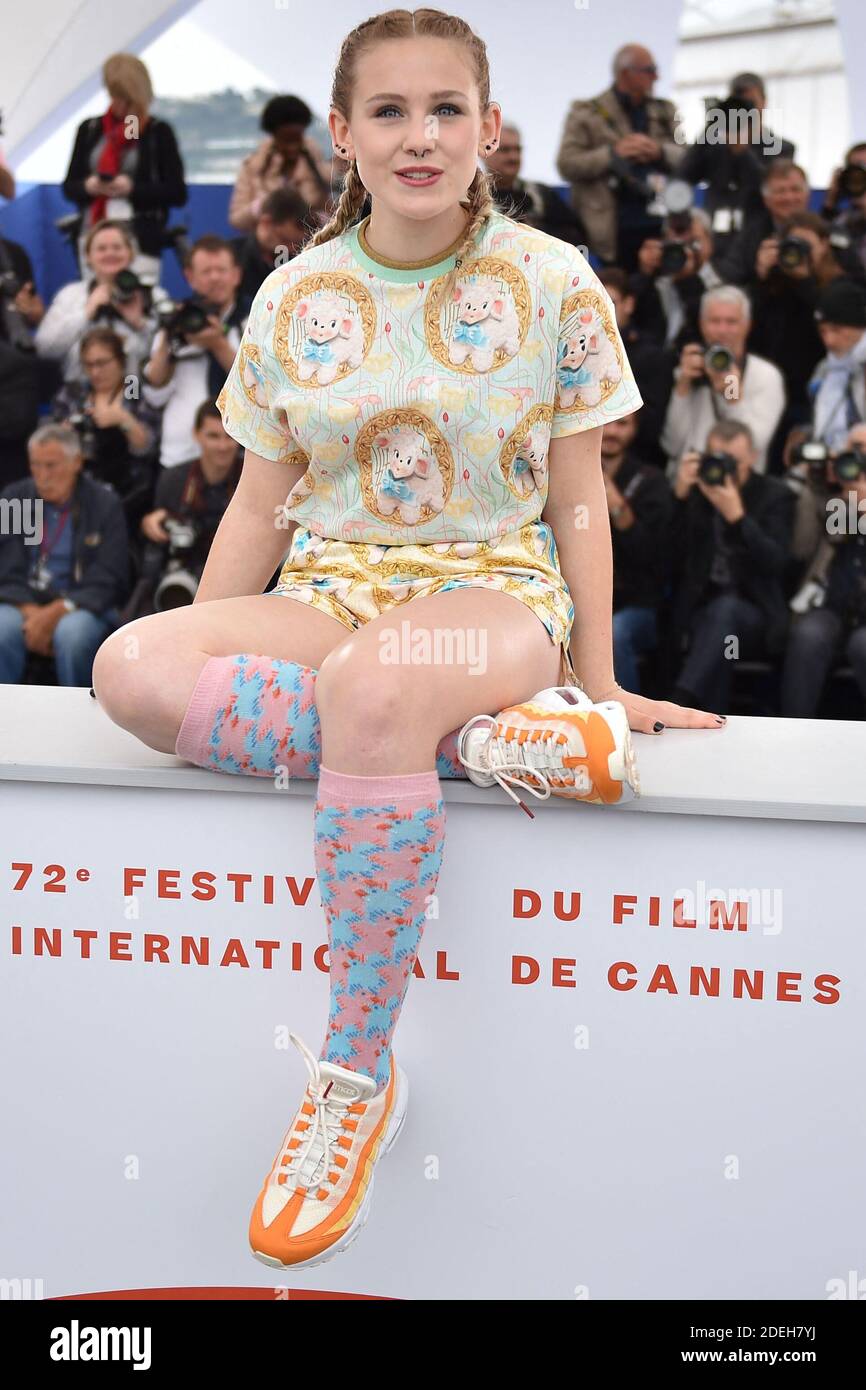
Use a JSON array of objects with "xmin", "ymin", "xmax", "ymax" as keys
[
  {"xmin": 314, "ymin": 766, "xmax": 446, "ymax": 1093},
  {"xmin": 174, "ymin": 653, "xmax": 466, "ymax": 780}
]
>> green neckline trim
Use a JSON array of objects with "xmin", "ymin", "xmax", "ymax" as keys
[{"xmin": 349, "ymin": 213, "xmax": 486, "ymax": 283}]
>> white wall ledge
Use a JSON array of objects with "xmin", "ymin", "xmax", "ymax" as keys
[{"xmin": 1, "ymin": 686, "xmax": 865, "ymax": 824}]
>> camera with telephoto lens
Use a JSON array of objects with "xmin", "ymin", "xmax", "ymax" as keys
[
  {"xmin": 110, "ymin": 268, "xmax": 146, "ymax": 306},
  {"xmin": 157, "ymin": 295, "xmax": 221, "ymax": 355},
  {"xmin": 67, "ymin": 410, "xmax": 98, "ymax": 462},
  {"xmin": 698, "ymin": 450, "xmax": 737, "ymax": 485},
  {"xmin": 663, "ymin": 179, "xmax": 694, "ymax": 233},
  {"xmin": 792, "ymin": 438, "xmax": 830, "ymax": 487},
  {"xmin": 831, "ymin": 446, "xmax": 866, "ymax": 483},
  {"xmin": 141, "ymin": 515, "xmax": 203, "ymax": 611},
  {"xmin": 659, "ymin": 239, "xmax": 700, "ymax": 276},
  {"xmin": 703, "ymin": 342, "xmax": 735, "ymax": 375},
  {"xmin": 655, "ymin": 180, "xmax": 697, "ymax": 275},
  {"xmin": 608, "ymin": 153, "xmax": 654, "ymax": 202},
  {"xmin": 777, "ymin": 235, "xmax": 811, "ymax": 274},
  {"xmin": 839, "ymin": 165, "xmax": 866, "ymax": 200}
]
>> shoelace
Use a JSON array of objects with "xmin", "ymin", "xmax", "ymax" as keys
[
  {"xmin": 269, "ymin": 1033, "xmax": 360, "ymax": 1196},
  {"xmin": 458, "ymin": 714, "xmax": 560, "ymax": 818}
]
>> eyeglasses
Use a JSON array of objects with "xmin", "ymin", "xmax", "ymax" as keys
[
  {"xmin": 82, "ymin": 357, "xmax": 118, "ymax": 369},
  {"xmin": 629, "ymin": 64, "xmax": 658, "ymax": 77}
]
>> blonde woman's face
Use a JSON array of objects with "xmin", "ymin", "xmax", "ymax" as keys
[
  {"xmin": 88, "ymin": 231, "xmax": 133, "ymax": 279},
  {"xmin": 339, "ymin": 37, "xmax": 499, "ymax": 218}
]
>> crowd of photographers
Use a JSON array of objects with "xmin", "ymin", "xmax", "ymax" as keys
[{"xmin": 1, "ymin": 46, "xmax": 866, "ymax": 718}]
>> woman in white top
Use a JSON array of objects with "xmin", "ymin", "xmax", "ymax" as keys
[{"xmin": 35, "ymin": 219, "xmax": 169, "ymax": 387}]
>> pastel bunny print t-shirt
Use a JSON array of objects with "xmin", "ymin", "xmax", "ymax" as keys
[{"xmin": 216, "ymin": 208, "xmax": 643, "ymax": 545}]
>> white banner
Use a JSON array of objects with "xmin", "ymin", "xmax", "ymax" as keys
[{"xmin": 2, "ymin": 776, "xmax": 863, "ymax": 1300}]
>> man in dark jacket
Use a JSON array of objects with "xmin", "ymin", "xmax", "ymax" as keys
[
  {"xmin": 598, "ymin": 267, "xmax": 674, "ymax": 469},
  {"xmin": 0, "ymin": 422, "xmax": 129, "ymax": 685},
  {"xmin": 228, "ymin": 187, "xmax": 312, "ymax": 315},
  {"xmin": 712, "ymin": 159, "xmax": 810, "ymax": 286},
  {"xmin": 668, "ymin": 417, "xmax": 795, "ymax": 712},
  {"xmin": 678, "ymin": 79, "xmax": 794, "ymax": 250},
  {"xmin": 602, "ymin": 410, "xmax": 674, "ymax": 692},
  {"xmin": 483, "ymin": 123, "xmax": 588, "ymax": 246}
]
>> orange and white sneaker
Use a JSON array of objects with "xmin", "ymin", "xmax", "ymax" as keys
[
  {"xmin": 249, "ymin": 1033, "xmax": 407, "ymax": 1270},
  {"xmin": 457, "ymin": 685, "xmax": 640, "ymax": 816}
]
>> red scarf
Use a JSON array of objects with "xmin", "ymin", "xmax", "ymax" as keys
[{"xmin": 90, "ymin": 105, "xmax": 139, "ymax": 224}]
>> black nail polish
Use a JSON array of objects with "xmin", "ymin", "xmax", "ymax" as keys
[{"xmin": 653, "ymin": 721, "xmax": 665, "ymax": 732}]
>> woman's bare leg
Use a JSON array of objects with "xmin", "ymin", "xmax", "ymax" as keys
[
  {"xmin": 92, "ymin": 596, "xmax": 349, "ymax": 754},
  {"xmin": 315, "ymin": 588, "xmax": 562, "ymax": 773}
]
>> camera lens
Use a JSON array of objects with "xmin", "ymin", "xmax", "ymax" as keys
[{"xmin": 704, "ymin": 344, "xmax": 733, "ymax": 374}]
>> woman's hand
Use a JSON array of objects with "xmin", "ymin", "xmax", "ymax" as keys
[
  {"xmin": 85, "ymin": 282, "xmax": 113, "ymax": 318},
  {"xmin": 89, "ymin": 397, "xmax": 126, "ymax": 429},
  {"xmin": 590, "ymin": 681, "xmax": 727, "ymax": 733}
]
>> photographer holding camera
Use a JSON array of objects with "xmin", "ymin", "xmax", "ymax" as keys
[
  {"xmin": 555, "ymin": 43, "xmax": 684, "ymax": 268},
  {"xmin": 713, "ymin": 159, "xmax": 811, "ymax": 287},
  {"xmin": 142, "ymin": 235, "xmax": 246, "ymax": 468},
  {"xmin": 748, "ymin": 211, "xmax": 864, "ymax": 470},
  {"xmin": 781, "ymin": 422, "xmax": 866, "ymax": 717},
  {"xmin": 678, "ymin": 83, "xmax": 794, "ymax": 251},
  {"xmin": 124, "ymin": 401, "xmax": 242, "ymax": 620},
  {"xmin": 820, "ymin": 142, "xmax": 866, "ymax": 278},
  {"xmin": 662, "ymin": 284, "xmax": 786, "ymax": 476},
  {"xmin": 668, "ymin": 419, "xmax": 795, "ymax": 712},
  {"xmin": 49, "ymin": 327, "xmax": 161, "ymax": 540},
  {"xmin": 35, "ymin": 219, "xmax": 168, "ymax": 386},
  {"xmin": 630, "ymin": 200, "xmax": 722, "ymax": 349}
]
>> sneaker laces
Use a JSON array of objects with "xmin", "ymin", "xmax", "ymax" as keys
[
  {"xmin": 458, "ymin": 714, "xmax": 560, "ymax": 818},
  {"xmin": 269, "ymin": 1033, "xmax": 361, "ymax": 1195}
]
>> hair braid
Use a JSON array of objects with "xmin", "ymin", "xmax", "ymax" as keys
[
  {"xmin": 438, "ymin": 165, "xmax": 497, "ymax": 301},
  {"xmin": 305, "ymin": 159, "xmax": 368, "ymax": 251}
]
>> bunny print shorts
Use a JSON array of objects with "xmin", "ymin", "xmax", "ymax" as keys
[{"xmin": 268, "ymin": 518, "xmax": 578, "ymax": 686}]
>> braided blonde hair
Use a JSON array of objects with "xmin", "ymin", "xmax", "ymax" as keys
[{"xmin": 305, "ymin": 7, "xmax": 498, "ymax": 300}]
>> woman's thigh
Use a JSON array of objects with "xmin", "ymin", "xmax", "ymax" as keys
[
  {"xmin": 93, "ymin": 593, "xmax": 349, "ymax": 752},
  {"xmin": 314, "ymin": 587, "xmax": 563, "ymax": 774}
]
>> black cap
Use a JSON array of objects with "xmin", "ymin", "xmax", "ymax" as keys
[{"xmin": 814, "ymin": 279, "xmax": 866, "ymax": 328}]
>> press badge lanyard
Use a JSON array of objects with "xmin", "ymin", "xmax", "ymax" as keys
[{"xmin": 33, "ymin": 501, "xmax": 71, "ymax": 590}]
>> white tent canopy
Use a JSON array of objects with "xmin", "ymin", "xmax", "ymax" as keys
[
  {"xmin": 1, "ymin": 0, "xmax": 196, "ymax": 164},
  {"xmin": 3, "ymin": 0, "xmax": 864, "ymax": 185}
]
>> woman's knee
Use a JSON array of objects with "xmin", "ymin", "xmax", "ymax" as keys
[
  {"xmin": 315, "ymin": 639, "xmax": 435, "ymax": 746},
  {"xmin": 92, "ymin": 618, "xmax": 170, "ymax": 725}
]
